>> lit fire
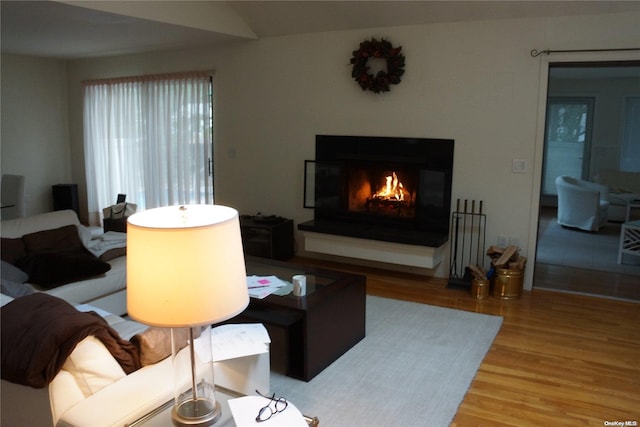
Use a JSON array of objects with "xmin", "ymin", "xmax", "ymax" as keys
[{"xmin": 372, "ymin": 172, "xmax": 407, "ymax": 201}]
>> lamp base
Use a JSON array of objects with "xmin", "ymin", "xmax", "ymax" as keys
[{"xmin": 171, "ymin": 398, "xmax": 221, "ymax": 427}]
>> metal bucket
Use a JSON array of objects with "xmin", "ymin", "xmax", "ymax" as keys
[
  {"xmin": 471, "ymin": 277, "xmax": 489, "ymax": 299},
  {"xmin": 492, "ymin": 268, "xmax": 523, "ymax": 299}
]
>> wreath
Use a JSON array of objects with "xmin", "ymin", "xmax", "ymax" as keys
[{"xmin": 350, "ymin": 38, "xmax": 405, "ymax": 93}]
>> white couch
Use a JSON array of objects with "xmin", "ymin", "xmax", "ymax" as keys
[
  {"xmin": 1, "ymin": 210, "xmax": 128, "ymax": 315},
  {"xmin": 1, "ymin": 210, "xmax": 271, "ymax": 426},
  {"xmin": 1, "ymin": 294, "xmax": 270, "ymax": 427},
  {"xmin": 555, "ymin": 176, "xmax": 610, "ymax": 231}
]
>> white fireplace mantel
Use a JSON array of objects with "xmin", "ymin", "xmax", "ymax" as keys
[{"xmin": 300, "ymin": 231, "xmax": 445, "ymax": 269}]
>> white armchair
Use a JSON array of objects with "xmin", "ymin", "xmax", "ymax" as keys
[{"xmin": 555, "ymin": 175, "xmax": 610, "ymax": 231}]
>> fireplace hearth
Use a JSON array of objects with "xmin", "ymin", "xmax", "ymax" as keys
[{"xmin": 299, "ymin": 135, "xmax": 454, "ymax": 249}]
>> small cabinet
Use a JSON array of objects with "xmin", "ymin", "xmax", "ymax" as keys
[{"xmin": 239, "ymin": 216, "xmax": 294, "ymax": 260}]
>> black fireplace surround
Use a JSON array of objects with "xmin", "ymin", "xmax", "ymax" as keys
[{"xmin": 298, "ymin": 135, "xmax": 454, "ymax": 247}]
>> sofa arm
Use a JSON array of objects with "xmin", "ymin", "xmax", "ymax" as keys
[
  {"xmin": 55, "ymin": 357, "xmax": 175, "ymax": 427},
  {"xmin": 54, "ymin": 351, "xmax": 270, "ymax": 427}
]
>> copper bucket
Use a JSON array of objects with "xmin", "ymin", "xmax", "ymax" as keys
[
  {"xmin": 492, "ymin": 268, "xmax": 523, "ymax": 299},
  {"xmin": 471, "ymin": 277, "xmax": 490, "ymax": 299}
]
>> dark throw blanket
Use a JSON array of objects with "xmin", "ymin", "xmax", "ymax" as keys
[{"xmin": 1, "ymin": 293, "xmax": 140, "ymax": 388}]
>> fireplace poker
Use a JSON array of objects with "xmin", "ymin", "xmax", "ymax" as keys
[
  {"xmin": 477, "ymin": 201, "xmax": 483, "ymax": 266},
  {"xmin": 450, "ymin": 198, "xmax": 461, "ymax": 277},
  {"xmin": 470, "ymin": 200, "xmax": 476, "ymax": 276},
  {"xmin": 461, "ymin": 199, "xmax": 468, "ymax": 276}
]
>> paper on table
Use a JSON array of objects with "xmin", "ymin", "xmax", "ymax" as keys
[
  {"xmin": 193, "ymin": 324, "xmax": 270, "ymax": 363},
  {"xmin": 247, "ymin": 275, "xmax": 289, "ymax": 299},
  {"xmin": 228, "ymin": 396, "xmax": 307, "ymax": 427}
]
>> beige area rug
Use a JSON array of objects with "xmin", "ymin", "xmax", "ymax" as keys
[{"xmin": 270, "ymin": 296, "xmax": 503, "ymax": 427}]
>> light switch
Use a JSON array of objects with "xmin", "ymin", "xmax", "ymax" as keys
[{"xmin": 512, "ymin": 159, "xmax": 526, "ymax": 173}]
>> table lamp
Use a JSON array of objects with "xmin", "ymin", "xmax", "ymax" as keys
[{"xmin": 127, "ymin": 205, "xmax": 249, "ymax": 426}]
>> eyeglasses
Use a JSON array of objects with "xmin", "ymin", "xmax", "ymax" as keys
[{"xmin": 255, "ymin": 390, "xmax": 288, "ymax": 423}]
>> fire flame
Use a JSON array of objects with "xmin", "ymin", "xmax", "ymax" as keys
[{"xmin": 373, "ymin": 172, "xmax": 406, "ymax": 201}]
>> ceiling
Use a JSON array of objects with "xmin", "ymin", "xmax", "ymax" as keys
[{"xmin": 2, "ymin": 1, "xmax": 640, "ymax": 60}]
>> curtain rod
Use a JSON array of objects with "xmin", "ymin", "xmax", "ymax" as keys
[
  {"xmin": 530, "ymin": 47, "xmax": 640, "ymax": 57},
  {"xmin": 82, "ymin": 70, "xmax": 213, "ymax": 86}
]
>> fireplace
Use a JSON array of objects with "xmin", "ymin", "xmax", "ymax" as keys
[
  {"xmin": 348, "ymin": 169, "xmax": 416, "ymax": 219},
  {"xmin": 299, "ymin": 135, "xmax": 454, "ymax": 248}
]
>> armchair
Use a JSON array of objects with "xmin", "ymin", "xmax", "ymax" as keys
[{"xmin": 555, "ymin": 175, "xmax": 610, "ymax": 231}]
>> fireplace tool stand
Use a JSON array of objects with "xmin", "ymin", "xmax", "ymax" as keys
[{"xmin": 447, "ymin": 198, "xmax": 486, "ymax": 289}]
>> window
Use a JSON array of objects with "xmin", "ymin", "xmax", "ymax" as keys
[
  {"xmin": 83, "ymin": 72, "xmax": 213, "ymax": 225},
  {"xmin": 620, "ymin": 96, "xmax": 640, "ymax": 172},
  {"xmin": 541, "ymin": 97, "xmax": 594, "ymax": 196}
]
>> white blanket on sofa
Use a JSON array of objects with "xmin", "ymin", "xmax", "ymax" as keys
[{"xmin": 85, "ymin": 231, "xmax": 127, "ymax": 258}]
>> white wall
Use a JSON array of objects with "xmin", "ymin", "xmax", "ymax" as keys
[
  {"xmin": 6, "ymin": 11, "xmax": 640, "ymax": 288},
  {"xmin": 0, "ymin": 54, "xmax": 71, "ymax": 216}
]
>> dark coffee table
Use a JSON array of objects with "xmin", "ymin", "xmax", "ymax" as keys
[{"xmin": 231, "ymin": 256, "xmax": 366, "ymax": 381}]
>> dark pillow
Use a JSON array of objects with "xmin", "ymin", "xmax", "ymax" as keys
[
  {"xmin": 1, "ymin": 260, "xmax": 29, "ymax": 284},
  {"xmin": 15, "ymin": 251, "xmax": 111, "ymax": 289},
  {"xmin": 1, "ymin": 279, "xmax": 35, "ymax": 298},
  {"xmin": 1, "ymin": 238, "xmax": 26, "ymax": 264},
  {"xmin": 21, "ymin": 225, "xmax": 85, "ymax": 254}
]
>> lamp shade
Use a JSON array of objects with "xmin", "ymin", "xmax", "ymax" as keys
[{"xmin": 127, "ymin": 205, "xmax": 249, "ymax": 327}]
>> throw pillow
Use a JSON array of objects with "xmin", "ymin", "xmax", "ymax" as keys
[
  {"xmin": 21, "ymin": 224, "xmax": 85, "ymax": 254},
  {"xmin": 1, "ymin": 260, "xmax": 29, "ymax": 283},
  {"xmin": 1, "ymin": 279, "xmax": 35, "ymax": 298},
  {"xmin": 0, "ymin": 260, "xmax": 35, "ymax": 297},
  {"xmin": 131, "ymin": 328, "xmax": 189, "ymax": 367},
  {"xmin": 16, "ymin": 251, "xmax": 111, "ymax": 289},
  {"xmin": 0, "ymin": 238, "xmax": 26, "ymax": 264}
]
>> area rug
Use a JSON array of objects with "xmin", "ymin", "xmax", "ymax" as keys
[{"xmin": 270, "ymin": 295, "xmax": 503, "ymax": 427}]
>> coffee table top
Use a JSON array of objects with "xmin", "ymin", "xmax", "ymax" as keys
[{"xmin": 245, "ymin": 256, "xmax": 366, "ymax": 309}]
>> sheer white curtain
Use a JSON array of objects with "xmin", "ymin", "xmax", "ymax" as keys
[
  {"xmin": 83, "ymin": 72, "xmax": 213, "ymax": 225},
  {"xmin": 621, "ymin": 96, "xmax": 640, "ymax": 172}
]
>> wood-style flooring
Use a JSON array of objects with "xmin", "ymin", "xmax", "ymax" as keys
[
  {"xmin": 534, "ymin": 262, "xmax": 640, "ymax": 301},
  {"xmin": 292, "ymin": 256, "xmax": 640, "ymax": 427}
]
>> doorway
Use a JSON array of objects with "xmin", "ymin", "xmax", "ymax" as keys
[{"xmin": 534, "ymin": 61, "xmax": 640, "ymax": 300}]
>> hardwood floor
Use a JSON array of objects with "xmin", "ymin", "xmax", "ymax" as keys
[
  {"xmin": 534, "ymin": 263, "xmax": 640, "ymax": 301},
  {"xmin": 293, "ymin": 257, "xmax": 640, "ymax": 427}
]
